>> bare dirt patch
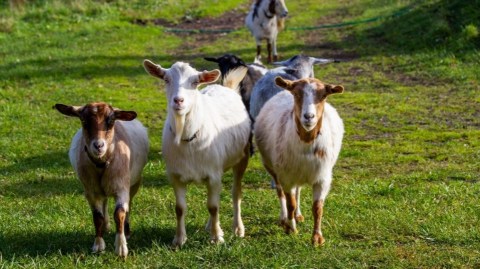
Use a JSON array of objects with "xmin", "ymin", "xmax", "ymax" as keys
[{"xmin": 133, "ymin": 9, "xmax": 247, "ymax": 47}]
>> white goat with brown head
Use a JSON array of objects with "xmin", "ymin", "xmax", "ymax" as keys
[
  {"xmin": 245, "ymin": 0, "xmax": 288, "ymax": 63},
  {"xmin": 55, "ymin": 102, "xmax": 149, "ymax": 258},
  {"xmin": 254, "ymin": 77, "xmax": 344, "ymax": 246},
  {"xmin": 143, "ymin": 60, "xmax": 251, "ymax": 248}
]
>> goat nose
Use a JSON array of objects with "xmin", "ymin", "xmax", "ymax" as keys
[
  {"xmin": 304, "ymin": 113, "xmax": 315, "ymax": 120},
  {"xmin": 174, "ymin": 97, "xmax": 184, "ymax": 105},
  {"xmin": 93, "ymin": 141, "xmax": 104, "ymax": 150}
]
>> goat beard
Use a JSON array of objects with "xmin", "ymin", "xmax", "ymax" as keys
[{"xmin": 173, "ymin": 114, "xmax": 186, "ymax": 145}]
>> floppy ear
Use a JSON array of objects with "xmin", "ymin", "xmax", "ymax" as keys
[
  {"xmin": 143, "ymin": 59, "xmax": 166, "ymax": 79},
  {"xmin": 199, "ymin": 69, "xmax": 220, "ymax": 84},
  {"xmin": 274, "ymin": 76, "xmax": 293, "ymax": 90},
  {"xmin": 204, "ymin": 57, "xmax": 220, "ymax": 63},
  {"xmin": 54, "ymin": 104, "xmax": 82, "ymax": 118},
  {"xmin": 326, "ymin": 84, "xmax": 344, "ymax": 95},
  {"xmin": 114, "ymin": 110, "xmax": 137, "ymax": 121}
]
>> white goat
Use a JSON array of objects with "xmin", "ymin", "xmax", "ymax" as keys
[
  {"xmin": 143, "ymin": 59, "xmax": 251, "ymax": 248},
  {"xmin": 54, "ymin": 102, "xmax": 149, "ymax": 257},
  {"xmin": 245, "ymin": 0, "xmax": 288, "ymax": 63},
  {"xmin": 254, "ymin": 77, "xmax": 344, "ymax": 246}
]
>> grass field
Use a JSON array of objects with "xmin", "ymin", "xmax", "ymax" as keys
[{"xmin": 1, "ymin": 0, "xmax": 479, "ymax": 268}]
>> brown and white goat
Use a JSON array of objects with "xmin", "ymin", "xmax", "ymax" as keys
[
  {"xmin": 55, "ymin": 102, "xmax": 149, "ymax": 257},
  {"xmin": 254, "ymin": 77, "xmax": 344, "ymax": 246}
]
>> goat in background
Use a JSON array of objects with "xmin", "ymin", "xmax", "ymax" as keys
[{"xmin": 245, "ymin": 0, "xmax": 288, "ymax": 63}]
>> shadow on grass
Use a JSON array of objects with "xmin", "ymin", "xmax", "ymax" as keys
[
  {"xmin": 3, "ymin": 2, "xmax": 479, "ymax": 84},
  {"xmin": 0, "ymin": 224, "xmax": 174, "ymax": 260},
  {"xmin": 0, "ymin": 40, "xmax": 356, "ymax": 82},
  {"xmin": 0, "ymin": 221, "xmax": 257, "ymax": 261},
  {"xmin": 341, "ymin": 1, "xmax": 480, "ymax": 57},
  {"xmin": 1, "ymin": 149, "xmax": 167, "ymax": 197}
]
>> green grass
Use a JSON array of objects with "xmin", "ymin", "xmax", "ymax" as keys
[{"xmin": 1, "ymin": 0, "xmax": 480, "ymax": 268}]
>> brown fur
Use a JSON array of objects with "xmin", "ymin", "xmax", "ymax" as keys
[
  {"xmin": 54, "ymin": 102, "xmax": 146, "ymax": 257},
  {"xmin": 175, "ymin": 204, "xmax": 183, "ymax": 224},
  {"xmin": 314, "ymin": 147, "xmax": 326, "ymax": 159},
  {"xmin": 284, "ymin": 192, "xmax": 297, "ymax": 234},
  {"xmin": 312, "ymin": 200, "xmax": 325, "ymax": 246},
  {"xmin": 114, "ymin": 206, "xmax": 127, "ymax": 237},
  {"xmin": 275, "ymin": 77, "xmax": 344, "ymax": 144},
  {"xmin": 93, "ymin": 209, "xmax": 105, "ymax": 238}
]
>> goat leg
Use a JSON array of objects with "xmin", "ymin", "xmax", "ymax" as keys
[
  {"xmin": 206, "ymin": 179, "xmax": 224, "ymax": 244},
  {"xmin": 172, "ymin": 178, "xmax": 187, "ymax": 248},
  {"xmin": 284, "ymin": 191, "xmax": 298, "ymax": 234},
  {"xmin": 114, "ymin": 203, "xmax": 128, "ymax": 258},
  {"xmin": 312, "ymin": 199, "xmax": 325, "ymax": 246},
  {"xmin": 92, "ymin": 207, "xmax": 106, "ymax": 253}
]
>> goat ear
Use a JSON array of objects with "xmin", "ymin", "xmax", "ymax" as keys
[
  {"xmin": 272, "ymin": 59, "xmax": 289, "ymax": 66},
  {"xmin": 312, "ymin": 57, "xmax": 335, "ymax": 65},
  {"xmin": 114, "ymin": 110, "xmax": 137, "ymax": 121},
  {"xmin": 143, "ymin": 59, "xmax": 166, "ymax": 79},
  {"xmin": 326, "ymin": 84, "xmax": 344, "ymax": 95},
  {"xmin": 204, "ymin": 57, "xmax": 219, "ymax": 63},
  {"xmin": 54, "ymin": 104, "xmax": 82, "ymax": 118},
  {"xmin": 199, "ymin": 69, "xmax": 220, "ymax": 84},
  {"xmin": 274, "ymin": 76, "xmax": 293, "ymax": 90}
]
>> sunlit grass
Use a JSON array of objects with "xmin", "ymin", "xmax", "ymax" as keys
[{"xmin": 0, "ymin": 0, "xmax": 479, "ymax": 268}]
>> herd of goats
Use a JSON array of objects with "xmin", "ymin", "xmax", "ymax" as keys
[{"xmin": 53, "ymin": 0, "xmax": 345, "ymax": 258}]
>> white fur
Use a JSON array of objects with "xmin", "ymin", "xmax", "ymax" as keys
[
  {"xmin": 144, "ymin": 60, "xmax": 250, "ymax": 248},
  {"xmin": 254, "ymin": 88, "xmax": 343, "ymax": 241},
  {"xmin": 245, "ymin": 0, "xmax": 288, "ymax": 62},
  {"xmin": 255, "ymin": 92, "xmax": 343, "ymax": 187}
]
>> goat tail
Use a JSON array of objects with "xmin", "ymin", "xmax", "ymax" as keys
[
  {"xmin": 222, "ymin": 66, "xmax": 248, "ymax": 94},
  {"xmin": 277, "ymin": 17, "xmax": 285, "ymax": 31}
]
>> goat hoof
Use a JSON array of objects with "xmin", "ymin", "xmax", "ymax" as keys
[
  {"xmin": 295, "ymin": 214, "xmax": 305, "ymax": 222},
  {"xmin": 92, "ymin": 237, "xmax": 106, "ymax": 253},
  {"xmin": 285, "ymin": 226, "xmax": 298, "ymax": 235},
  {"xmin": 172, "ymin": 235, "xmax": 187, "ymax": 249},
  {"xmin": 210, "ymin": 236, "xmax": 225, "ymax": 244},
  {"xmin": 282, "ymin": 219, "xmax": 297, "ymax": 234},
  {"xmin": 234, "ymin": 224, "xmax": 245, "ymax": 237},
  {"xmin": 312, "ymin": 233, "xmax": 325, "ymax": 247},
  {"xmin": 115, "ymin": 234, "xmax": 128, "ymax": 257}
]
